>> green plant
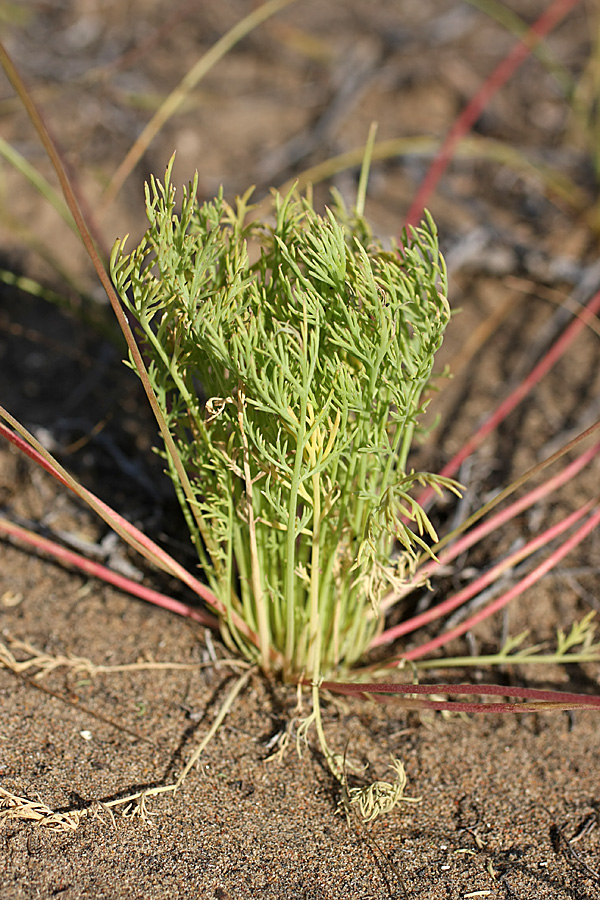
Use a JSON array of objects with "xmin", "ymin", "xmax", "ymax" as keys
[
  {"xmin": 110, "ymin": 161, "xmax": 459, "ymax": 685},
  {"xmin": 1, "ymin": 0, "xmax": 600, "ymax": 837}
]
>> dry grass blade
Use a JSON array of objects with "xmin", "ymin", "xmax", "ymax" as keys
[
  {"xmin": 0, "ymin": 788, "xmax": 82, "ymax": 832},
  {"xmin": 99, "ymin": 0, "xmax": 295, "ymax": 215},
  {"xmin": 0, "ymin": 632, "xmax": 247, "ymax": 679},
  {"xmin": 343, "ymin": 758, "xmax": 420, "ymax": 824},
  {"xmin": 404, "ymin": 0, "xmax": 581, "ymax": 228}
]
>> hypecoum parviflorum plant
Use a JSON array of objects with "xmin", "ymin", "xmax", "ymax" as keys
[{"xmin": 110, "ymin": 158, "xmax": 459, "ymax": 691}]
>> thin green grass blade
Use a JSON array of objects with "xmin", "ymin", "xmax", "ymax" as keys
[
  {"xmin": 0, "ymin": 136, "xmax": 77, "ymax": 233},
  {"xmin": 99, "ymin": 0, "xmax": 296, "ymax": 213}
]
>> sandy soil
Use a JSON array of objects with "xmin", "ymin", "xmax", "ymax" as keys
[{"xmin": 1, "ymin": 2, "xmax": 599, "ymax": 898}]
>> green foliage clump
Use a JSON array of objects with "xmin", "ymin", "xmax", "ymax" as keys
[{"xmin": 111, "ymin": 160, "xmax": 457, "ymax": 682}]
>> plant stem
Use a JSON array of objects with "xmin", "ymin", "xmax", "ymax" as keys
[
  {"xmin": 308, "ymin": 469, "xmax": 322, "ymax": 684},
  {"xmin": 284, "ymin": 395, "xmax": 308, "ymax": 677},
  {"xmin": 237, "ymin": 388, "xmax": 270, "ymax": 672}
]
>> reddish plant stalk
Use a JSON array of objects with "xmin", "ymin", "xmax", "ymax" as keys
[
  {"xmin": 378, "ymin": 436, "xmax": 600, "ymax": 620},
  {"xmin": 404, "ymin": 0, "xmax": 581, "ymax": 228},
  {"xmin": 0, "ymin": 416, "xmax": 272, "ymax": 660},
  {"xmin": 320, "ymin": 679, "xmax": 600, "ymax": 712},
  {"xmin": 402, "ymin": 502, "xmax": 600, "ymax": 662},
  {"xmin": 373, "ymin": 496, "xmax": 597, "ymax": 650},
  {"xmin": 0, "ymin": 518, "xmax": 218, "ymax": 629},
  {"xmin": 418, "ymin": 289, "xmax": 600, "ymax": 512}
]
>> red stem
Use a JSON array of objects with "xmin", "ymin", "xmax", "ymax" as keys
[
  {"xmin": 404, "ymin": 0, "xmax": 581, "ymax": 229},
  {"xmin": 402, "ymin": 503, "xmax": 600, "ymax": 662},
  {"xmin": 418, "ymin": 289, "xmax": 600, "ymax": 511},
  {"xmin": 0, "ymin": 418, "xmax": 270, "ymax": 656},
  {"xmin": 320, "ymin": 679, "xmax": 600, "ymax": 711},
  {"xmin": 373, "ymin": 497, "xmax": 596, "ymax": 649},
  {"xmin": 0, "ymin": 517, "xmax": 219, "ymax": 629},
  {"xmin": 378, "ymin": 438, "xmax": 600, "ymax": 620}
]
